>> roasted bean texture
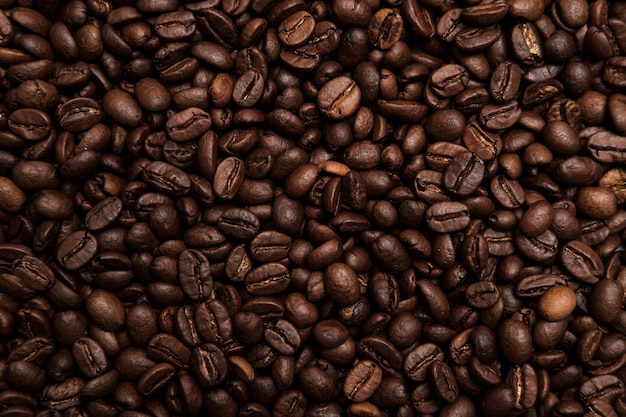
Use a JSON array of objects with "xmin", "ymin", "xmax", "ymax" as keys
[{"xmin": 1, "ymin": 1, "xmax": 626, "ymax": 417}]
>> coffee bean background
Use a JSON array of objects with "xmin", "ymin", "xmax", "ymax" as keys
[{"xmin": 0, "ymin": 0, "xmax": 626, "ymax": 416}]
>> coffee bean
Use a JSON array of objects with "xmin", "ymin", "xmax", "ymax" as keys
[
  {"xmin": 590, "ymin": 279, "xmax": 624, "ymax": 324},
  {"xmin": 444, "ymin": 152, "xmax": 485, "ymax": 196},
  {"xmin": 246, "ymin": 262, "xmax": 290, "ymax": 296},
  {"xmin": 425, "ymin": 201, "xmax": 471, "ymax": 233},
  {"xmin": 103, "ymin": 88, "xmax": 143, "ymax": 127},
  {"xmin": 560, "ymin": 240, "xmax": 604, "ymax": 284},
  {"xmin": 178, "ymin": 249, "xmax": 213, "ymax": 301},
  {"xmin": 368, "ymin": 8, "xmax": 403, "ymax": 50},
  {"xmin": 188, "ymin": 346, "xmax": 226, "ymax": 390},
  {"xmin": 324, "ymin": 262, "xmax": 361, "ymax": 307},
  {"xmin": 404, "ymin": 343, "xmax": 444, "ymax": 382},
  {"xmin": 575, "ymin": 186, "xmax": 618, "ymax": 220},
  {"xmin": 166, "ymin": 107, "xmax": 212, "ymax": 143},
  {"xmin": 86, "ymin": 289, "xmax": 125, "ymax": 332},
  {"xmin": 498, "ymin": 319, "xmax": 532, "ymax": 364},
  {"xmin": 317, "ymin": 75, "xmax": 361, "ymax": 120},
  {"xmin": 213, "ymin": 157, "xmax": 245, "ymax": 199},
  {"xmin": 12, "ymin": 255, "xmax": 55, "ymax": 291},
  {"xmin": 72, "ymin": 337, "xmax": 109, "ymax": 378},
  {"xmin": 343, "ymin": 360, "xmax": 382, "ymax": 402},
  {"xmin": 538, "ymin": 285, "xmax": 577, "ymax": 321},
  {"xmin": 218, "ymin": 207, "xmax": 260, "ymax": 239},
  {"xmin": 264, "ymin": 319, "xmax": 301, "ymax": 355},
  {"xmin": 430, "ymin": 360, "xmax": 459, "ymax": 404},
  {"xmin": 56, "ymin": 231, "xmax": 98, "ymax": 270},
  {"xmin": 0, "ymin": 177, "xmax": 26, "ymax": 212}
]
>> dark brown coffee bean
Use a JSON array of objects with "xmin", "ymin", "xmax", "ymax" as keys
[
  {"xmin": 232, "ymin": 71, "xmax": 265, "ymax": 108},
  {"xmin": 278, "ymin": 11, "xmax": 315, "ymax": 48},
  {"xmin": 368, "ymin": 8, "xmax": 403, "ymax": 50},
  {"xmin": 430, "ymin": 361, "xmax": 459, "ymax": 404},
  {"xmin": 560, "ymin": 240, "xmax": 604, "ymax": 284},
  {"xmin": 8, "ymin": 108, "xmax": 51, "ymax": 142},
  {"xmin": 264, "ymin": 319, "xmax": 301, "ymax": 355},
  {"xmin": 511, "ymin": 22, "xmax": 543, "ymax": 66},
  {"xmin": 498, "ymin": 319, "xmax": 532, "ymax": 364},
  {"xmin": 135, "ymin": 78, "xmax": 171, "ymax": 112},
  {"xmin": 11, "ymin": 255, "xmax": 55, "ymax": 291},
  {"xmin": 84, "ymin": 197, "xmax": 123, "ymax": 232},
  {"xmin": 56, "ymin": 231, "xmax": 98, "ymax": 271},
  {"xmin": 444, "ymin": 152, "xmax": 485, "ymax": 196},
  {"xmin": 518, "ymin": 200, "xmax": 554, "ymax": 237},
  {"xmin": 72, "ymin": 337, "xmax": 109, "ymax": 378},
  {"xmin": 86, "ymin": 289, "xmax": 125, "ymax": 332},
  {"xmin": 273, "ymin": 390, "xmax": 306, "ymax": 417},
  {"xmin": 430, "ymin": 64, "xmax": 469, "ymax": 98},
  {"xmin": 166, "ymin": 107, "xmax": 212, "ymax": 143},
  {"xmin": 324, "ymin": 262, "xmax": 360, "ymax": 306},
  {"xmin": 317, "ymin": 75, "xmax": 361, "ymax": 120},
  {"xmin": 466, "ymin": 281, "xmax": 499, "ymax": 309},
  {"xmin": 147, "ymin": 333, "xmax": 191, "ymax": 368},
  {"xmin": 218, "ymin": 207, "xmax": 260, "ymax": 239},
  {"xmin": 425, "ymin": 201, "xmax": 471, "ymax": 233},
  {"xmin": 463, "ymin": 121, "xmax": 502, "ymax": 161},
  {"xmin": 178, "ymin": 249, "xmax": 213, "ymax": 301},
  {"xmin": 246, "ymin": 262, "xmax": 291, "ymax": 295},
  {"xmin": 103, "ymin": 89, "xmax": 143, "ymax": 127},
  {"xmin": 213, "ymin": 157, "xmax": 245, "ymax": 200},
  {"xmin": 589, "ymin": 279, "xmax": 624, "ymax": 324},
  {"xmin": 191, "ymin": 343, "xmax": 227, "ymax": 387},
  {"xmin": 137, "ymin": 363, "xmax": 176, "ymax": 396},
  {"xmin": 343, "ymin": 360, "xmax": 382, "ymax": 402},
  {"xmin": 489, "ymin": 61, "xmax": 521, "ymax": 103},
  {"xmin": 404, "ymin": 343, "xmax": 444, "ymax": 382}
]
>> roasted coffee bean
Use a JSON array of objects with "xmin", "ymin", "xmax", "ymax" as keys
[
  {"xmin": 213, "ymin": 157, "xmax": 245, "ymax": 200},
  {"xmin": 136, "ymin": 363, "xmax": 175, "ymax": 396},
  {"xmin": 518, "ymin": 200, "xmax": 554, "ymax": 237},
  {"xmin": 589, "ymin": 279, "xmax": 624, "ymax": 324},
  {"xmin": 245, "ymin": 262, "xmax": 290, "ymax": 296},
  {"xmin": 218, "ymin": 207, "xmax": 260, "ymax": 239},
  {"xmin": 188, "ymin": 345, "xmax": 226, "ymax": 389},
  {"xmin": 430, "ymin": 360, "xmax": 459, "ymax": 404},
  {"xmin": 560, "ymin": 240, "xmax": 604, "ymax": 284},
  {"xmin": 317, "ymin": 75, "xmax": 361, "ymax": 120},
  {"xmin": 498, "ymin": 319, "xmax": 532, "ymax": 364},
  {"xmin": 425, "ymin": 201, "xmax": 471, "ymax": 233},
  {"xmin": 278, "ymin": 11, "xmax": 315, "ymax": 48},
  {"xmin": 430, "ymin": 64, "xmax": 469, "ymax": 98},
  {"xmin": 466, "ymin": 281, "xmax": 499, "ymax": 309},
  {"xmin": 86, "ymin": 289, "xmax": 125, "ymax": 332},
  {"xmin": 444, "ymin": 152, "xmax": 485, "ymax": 196},
  {"xmin": 343, "ymin": 360, "xmax": 382, "ymax": 402},
  {"xmin": 56, "ymin": 231, "xmax": 98, "ymax": 271},
  {"xmin": 72, "ymin": 337, "xmax": 109, "ymax": 378},
  {"xmin": 404, "ymin": 343, "xmax": 444, "ymax": 382},
  {"xmin": 368, "ymin": 8, "xmax": 403, "ymax": 51},
  {"xmin": 12, "ymin": 255, "xmax": 55, "ymax": 291},
  {"xmin": 463, "ymin": 121, "xmax": 502, "ymax": 161},
  {"xmin": 264, "ymin": 319, "xmax": 301, "ymax": 355},
  {"xmin": 147, "ymin": 333, "xmax": 191, "ymax": 368},
  {"xmin": 84, "ymin": 197, "xmax": 124, "ymax": 232},
  {"xmin": 538, "ymin": 285, "xmax": 577, "ymax": 321},
  {"xmin": 178, "ymin": 249, "xmax": 213, "ymax": 301},
  {"xmin": 313, "ymin": 319, "xmax": 349, "ymax": 349}
]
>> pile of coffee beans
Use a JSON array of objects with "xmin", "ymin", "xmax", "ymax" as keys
[{"xmin": 2, "ymin": 0, "xmax": 626, "ymax": 416}]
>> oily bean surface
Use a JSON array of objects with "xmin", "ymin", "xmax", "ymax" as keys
[{"xmin": 0, "ymin": 2, "xmax": 625, "ymax": 417}]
